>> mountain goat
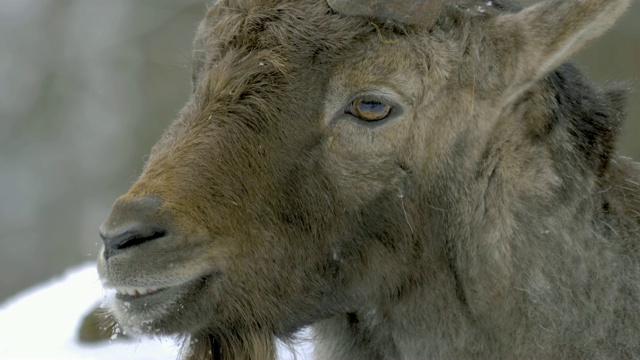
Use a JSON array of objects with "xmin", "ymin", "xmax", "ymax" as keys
[{"xmin": 98, "ymin": 0, "xmax": 639, "ymax": 358}]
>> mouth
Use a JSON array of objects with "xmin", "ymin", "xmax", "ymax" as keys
[
  {"xmin": 104, "ymin": 280, "xmax": 202, "ymax": 334},
  {"xmin": 113, "ymin": 285, "xmax": 167, "ymax": 300},
  {"xmin": 100, "ymin": 272, "xmax": 219, "ymax": 334},
  {"xmin": 105, "ymin": 276, "xmax": 211, "ymax": 310}
]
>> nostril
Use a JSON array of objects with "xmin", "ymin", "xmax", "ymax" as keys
[
  {"xmin": 116, "ymin": 230, "xmax": 166, "ymax": 250},
  {"xmin": 100, "ymin": 225, "xmax": 167, "ymax": 259},
  {"xmin": 99, "ymin": 196, "xmax": 169, "ymax": 260}
]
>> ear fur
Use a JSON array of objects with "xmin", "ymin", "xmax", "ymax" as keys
[{"xmin": 492, "ymin": 0, "xmax": 630, "ymax": 103}]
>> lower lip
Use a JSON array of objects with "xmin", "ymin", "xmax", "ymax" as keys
[{"xmin": 114, "ymin": 288, "xmax": 168, "ymax": 301}]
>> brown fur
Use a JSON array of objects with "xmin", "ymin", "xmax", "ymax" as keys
[{"xmin": 97, "ymin": 0, "xmax": 639, "ymax": 358}]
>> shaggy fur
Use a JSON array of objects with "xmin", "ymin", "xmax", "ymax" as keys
[{"xmin": 97, "ymin": 0, "xmax": 638, "ymax": 358}]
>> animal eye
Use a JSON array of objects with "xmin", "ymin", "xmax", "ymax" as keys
[{"xmin": 347, "ymin": 98, "xmax": 392, "ymax": 122}]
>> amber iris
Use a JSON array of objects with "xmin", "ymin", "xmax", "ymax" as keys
[{"xmin": 348, "ymin": 98, "xmax": 392, "ymax": 121}]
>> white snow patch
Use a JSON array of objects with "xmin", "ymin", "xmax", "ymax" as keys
[{"xmin": 0, "ymin": 263, "xmax": 314, "ymax": 359}]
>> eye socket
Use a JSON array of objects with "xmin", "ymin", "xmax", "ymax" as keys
[{"xmin": 347, "ymin": 98, "xmax": 393, "ymax": 122}]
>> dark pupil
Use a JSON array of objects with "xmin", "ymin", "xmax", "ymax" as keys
[
  {"xmin": 359, "ymin": 101, "xmax": 385, "ymax": 112},
  {"xmin": 350, "ymin": 98, "xmax": 392, "ymax": 121}
]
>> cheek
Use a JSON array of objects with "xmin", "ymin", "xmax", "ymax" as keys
[{"xmin": 325, "ymin": 127, "xmax": 406, "ymax": 206}]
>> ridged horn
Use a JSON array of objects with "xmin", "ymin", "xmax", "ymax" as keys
[{"xmin": 326, "ymin": 0, "xmax": 450, "ymax": 26}]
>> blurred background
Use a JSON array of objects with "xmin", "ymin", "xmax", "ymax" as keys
[{"xmin": 0, "ymin": 0, "xmax": 639, "ymax": 303}]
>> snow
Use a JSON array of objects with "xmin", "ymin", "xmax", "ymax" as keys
[{"xmin": 0, "ymin": 263, "xmax": 314, "ymax": 359}]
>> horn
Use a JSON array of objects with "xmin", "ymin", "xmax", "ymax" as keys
[{"xmin": 326, "ymin": 0, "xmax": 450, "ymax": 26}]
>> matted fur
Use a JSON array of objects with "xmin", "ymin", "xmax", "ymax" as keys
[{"xmin": 97, "ymin": 0, "xmax": 639, "ymax": 358}]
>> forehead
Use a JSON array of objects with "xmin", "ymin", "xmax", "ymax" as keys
[
  {"xmin": 328, "ymin": 38, "xmax": 425, "ymax": 107},
  {"xmin": 195, "ymin": 0, "xmax": 368, "ymax": 66},
  {"xmin": 195, "ymin": 0, "xmax": 426, "ymax": 103}
]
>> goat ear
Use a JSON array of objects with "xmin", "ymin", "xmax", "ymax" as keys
[{"xmin": 493, "ymin": 0, "xmax": 629, "ymax": 102}]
